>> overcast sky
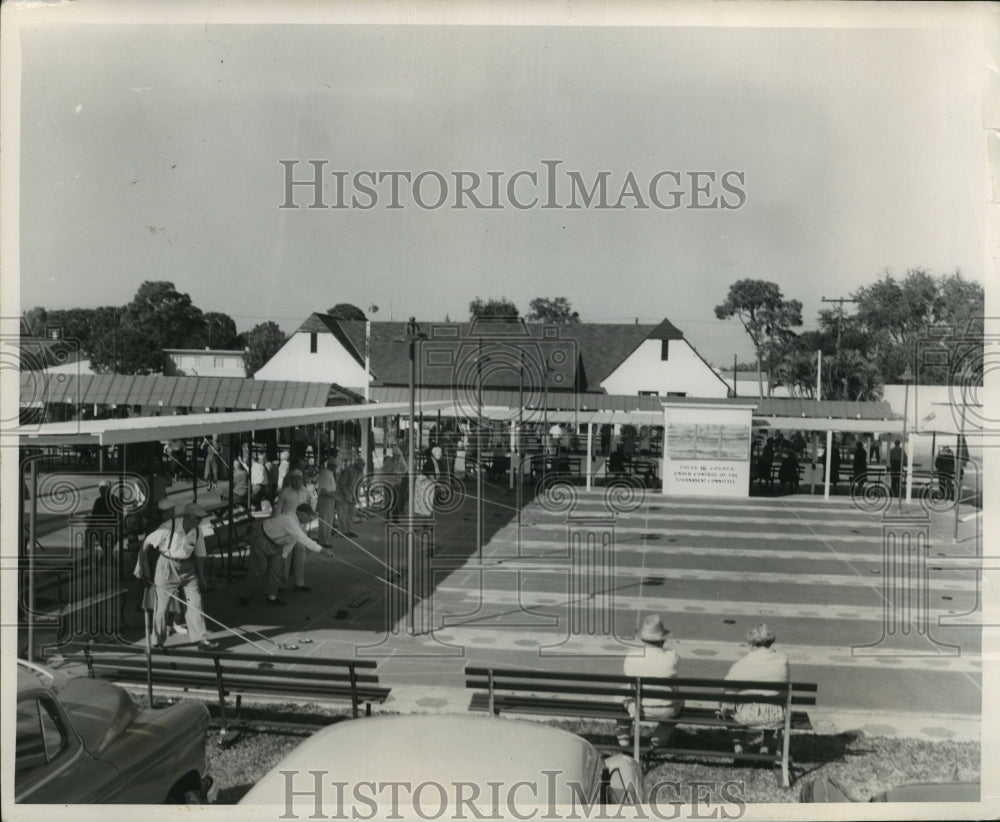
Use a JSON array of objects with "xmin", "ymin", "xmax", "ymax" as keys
[{"xmin": 9, "ymin": 2, "xmax": 989, "ymax": 365}]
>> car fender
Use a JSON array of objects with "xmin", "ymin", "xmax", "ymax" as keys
[
  {"xmin": 97, "ymin": 701, "xmax": 211, "ymax": 803},
  {"xmin": 602, "ymin": 753, "xmax": 646, "ymax": 805}
]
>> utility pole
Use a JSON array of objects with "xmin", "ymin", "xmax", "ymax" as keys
[{"xmin": 821, "ymin": 296, "xmax": 858, "ymax": 353}]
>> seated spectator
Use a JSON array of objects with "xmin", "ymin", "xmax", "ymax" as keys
[
  {"xmin": 719, "ymin": 623, "xmax": 790, "ymax": 756},
  {"xmin": 617, "ymin": 615, "xmax": 683, "ymax": 749}
]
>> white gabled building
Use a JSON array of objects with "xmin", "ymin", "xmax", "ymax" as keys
[
  {"xmin": 253, "ymin": 314, "xmax": 368, "ymax": 389},
  {"xmin": 581, "ymin": 320, "xmax": 731, "ymax": 398}
]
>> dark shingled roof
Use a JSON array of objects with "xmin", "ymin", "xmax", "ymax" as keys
[
  {"xmin": 337, "ymin": 319, "xmax": 584, "ymax": 391},
  {"xmin": 296, "ymin": 314, "xmax": 365, "ymax": 368},
  {"xmin": 562, "ymin": 324, "xmax": 656, "ymax": 386},
  {"xmin": 301, "ymin": 316, "xmax": 706, "ymax": 391}
]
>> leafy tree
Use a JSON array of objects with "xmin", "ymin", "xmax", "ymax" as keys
[
  {"xmin": 21, "ymin": 307, "xmax": 48, "ymax": 338},
  {"xmin": 244, "ymin": 321, "xmax": 286, "ymax": 376},
  {"xmin": 190, "ymin": 311, "xmax": 241, "ymax": 349},
  {"xmin": 326, "ymin": 303, "xmax": 367, "ymax": 321},
  {"xmin": 87, "ymin": 307, "xmax": 129, "ymax": 373},
  {"xmin": 469, "ymin": 297, "xmax": 519, "ymax": 321},
  {"xmin": 88, "ymin": 282, "xmax": 205, "ymax": 374},
  {"xmin": 714, "ymin": 280, "xmax": 802, "ymax": 397},
  {"xmin": 526, "ymin": 297, "xmax": 580, "ymax": 324},
  {"xmin": 48, "ymin": 308, "xmax": 98, "ymax": 354},
  {"xmin": 850, "ymin": 269, "xmax": 984, "ymax": 384}
]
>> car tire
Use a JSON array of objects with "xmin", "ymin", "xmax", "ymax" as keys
[{"xmin": 167, "ymin": 773, "xmax": 212, "ymax": 804}]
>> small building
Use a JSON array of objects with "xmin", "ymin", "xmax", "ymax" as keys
[{"xmin": 163, "ymin": 348, "xmax": 247, "ymax": 378}]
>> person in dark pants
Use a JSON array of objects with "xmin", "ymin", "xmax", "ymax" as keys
[
  {"xmin": 852, "ymin": 441, "xmax": 867, "ymax": 494},
  {"xmin": 758, "ymin": 438, "xmax": 775, "ymax": 489},
  {"xmin": 889, "ymin": 440, "xmax": 906, "ymax": 497},
  {"xmin": 778, "ymin": 450, "xmax": 800, "ymax": 493},
  {"xmin": 829, "ymin": 437, "xmax": 841, "ymax": 488},
  {"xmin": 935, "ymin": 446, "xmax": 955, "ymax": 500}
]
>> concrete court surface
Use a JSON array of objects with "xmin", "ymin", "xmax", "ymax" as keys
[{"xmin": 24, "ymin": 472, "xmax": 985, "ymax": 740}]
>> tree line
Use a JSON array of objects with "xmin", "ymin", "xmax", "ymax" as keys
[
  {"xmin": 20, "ymin": 281, "xmax": 297, "ymax": 376},
  {"xmin": 715, "ymin": 269, "xmax": 984, "ymax": 400},
  {"xmin": 23, "ymin": 271, "xmax": 980, "ymax": 398}
]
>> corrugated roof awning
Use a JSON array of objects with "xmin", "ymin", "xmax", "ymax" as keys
[{"xmin": 19, "ymin": 373, "xmax": 337, "ymax": 412}]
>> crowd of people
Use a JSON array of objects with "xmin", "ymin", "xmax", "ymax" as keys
[
  {"xmin": 751, "ymin": 430, "xmax": 965, "ymax": 501},
  {"xmin": 132, "ymin": 434, "xmax": 471, "ymax": 637}
]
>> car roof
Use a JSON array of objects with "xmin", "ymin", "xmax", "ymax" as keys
[
  {"xmin": 241, "ymin": 714, "xmax": 602, "ymax": 806},
  {"xmin": 17, "ymin": 659, "xmax": 73, "ymax": 695}
]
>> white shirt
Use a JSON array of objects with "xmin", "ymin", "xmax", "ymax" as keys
[
  {"xmin": 261, "ymin": 512, "xmax": 326, "ymax": 559},
  {"xmin": 251, "ymin": 461, "xmax": 267, "ymax": 486},
  {"xmin": 277, "ymin": 459, "xmax": 291, "ymax": 489},
  {"xmin": 724, "ymin": 646, "xmax": 790, "ymax": 727},
  {"xmin": 274, "ymin": 485, "xmax": 312, "ymax": 515},
  {"xmin": 143, "ymin": 517, "xmax": 207, "ymax": 560},
  {"xmin": 623, "ymin": 644, "xmax": 681, "ymax": 714},
  {"xmin": 317, "ymin": 467, "xmax": 337, "ymax": 496}
]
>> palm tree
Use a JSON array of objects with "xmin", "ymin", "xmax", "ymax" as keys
[
  {"xmin": 775, "ymin": 348, "xmax": 817, "ymax": 398},
  {"xmin": 821, "ymin": 349, "xmax": 883, "ymax": 401}
]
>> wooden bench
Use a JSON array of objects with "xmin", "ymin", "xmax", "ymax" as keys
[
  {"xmin": 73, "ymin": 643, "xmax": 391, "ymax": 729},
  {"xmin": 466, "ymin": 666, "xmax": 817, "ymax": 787}
]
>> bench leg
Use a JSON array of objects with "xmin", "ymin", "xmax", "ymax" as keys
[{"xmin": 780, "ymin": 729, "xmax": 791, "ymax": 788}]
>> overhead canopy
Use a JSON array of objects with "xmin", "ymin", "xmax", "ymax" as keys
[
  {"xmin": 20, "ymin": 372, "xmax": 359, "ymax": 410},
  {"xmin": 371, "ymin": 386, "xmax": 663, "ymax": 413},
  {"xmin": 15, "ymin": 401, "xmax": 452, "ymax": 446},
  {"xmin": 753, "ymin": 397, "xmax": 896, "ymax": 420},
  {"xmin": 755, "ymin": 416, "xmax": 902, "ymax": 433},
  {"xmin": 541, "ymin": 409, "xmax": 663, "ymax": 426}
]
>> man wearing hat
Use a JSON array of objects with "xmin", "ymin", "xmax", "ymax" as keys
[
  {"xmin": 142, "ymin": 502, "xmax": 217, "ymax": 650},
  {"xmin": 617, "ymin": 614, "xmax": 683, "ymax": 749},
  {"xmin": 238, "ymin": 503, "xmax": 337, "ymax": 606},
  {"xmin": 275, "ymin": 468, "xmax": 315, "ymax": 590}
]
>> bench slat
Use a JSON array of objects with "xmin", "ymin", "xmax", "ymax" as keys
[{"xmin": 71, "ymin": 647, "xmax": 389, "ymax": 720}]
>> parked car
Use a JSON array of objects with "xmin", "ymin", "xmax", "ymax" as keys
[
  {"xmin": 801, "ymin": 774, "xmax": 979, "ymax": 803},
  {"xmin": 239, "ymin": 714, "xmax": 644, "ymax": 812},
  {"xmin": 15, "ymin": 658, "xmax": 216, "ymax": 804}
]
